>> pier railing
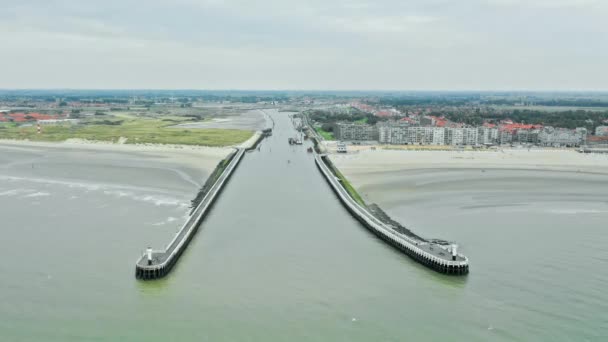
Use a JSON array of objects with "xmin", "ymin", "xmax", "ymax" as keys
[
  {"xmin": 136, "ymin": 148, "xmax": 246, "ymax": 278},
  {"xmin": 314, "ymin": 153, "xmax": 469, "ymax": 272}
]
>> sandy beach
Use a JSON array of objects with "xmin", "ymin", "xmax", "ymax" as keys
[
  {"xmin": 332, "ymin": 149, "xmax": 608, "ymax": 184},
  {"xmin": 0, "ymin": 138, "xmax": 234, "ymax": 249},
  {"xmin": 330, "ymin": 148, "xmax": 608, "ymax": 214},
  {"xmin": 0, "ymin": 139, "xmax": 232, "ymax": 185},
  {"xmin": 0, "ymin": 138, "xmax": 234, "ymax": 224}
]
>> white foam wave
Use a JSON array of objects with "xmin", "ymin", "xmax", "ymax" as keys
[
  {"xmin": 140, "ymin": 195, "xmax": 186, "ymax": 207},
  {"xmin": 103, "ymin": 190, "xmax": 130, "ymax": 198},
  {"xmin": 0, "ymin": 175, "xmax": 190, "ymax": 208},
  {"xmin": 103, "ymin": 190, "xmax": 188, "ymax": 208},
  {"xmin": 151, "ymin": 216, "xmax": 181, "ymax": 226},
  {"xmin": 0, "ymin": 189, "xmax": 30, "ymax": 197},
  {"xmin": 0, "ymin": 175, "xmax": 170, "ymax": 194},
  {"xmin": 24, "ymin": 192, "xmax": 50, "ymax": 198},
  {"xmin": 548, "ymin": 209, "xmax": 608, "ymax": 215},
  {"xmin": 0, "ymin": 175, "xmax": 103, "ymax": 191}
]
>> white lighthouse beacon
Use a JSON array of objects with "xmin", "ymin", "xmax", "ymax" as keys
[
  {"xmin": 451, "ymin": 244, "xmax": 458, "ymax": 261},
  {"xmin": 146, "ymin": 247, "xmax": 153, "ymax": 265}
]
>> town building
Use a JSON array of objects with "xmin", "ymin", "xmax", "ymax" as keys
[
  {"xmin": 478, "ymin": 126, "xmax": 499, "ymax": 145},
  {"xmin": 334, "ymin": 123, "xmax": 378, "ymax": 141},
  {"xmin": 499, "ymin": 130, "xmax": 513, "ymax": 145},
  {"xmin": 431, "ymin": 128, "xmax": 445, "ymax": 145},
  {"xmin": 378, "ymin": 122, "xmax": 410, "ymax": 144},
  {"xmin": 538, "ymin": 127, "xmax": 587, "ymax": 147},
  {"xmin": 378, "ymin": 123, "xmax": 449, "ymax": 145},
  {"xmin": 446, "ymin": 128, "xmax": 464, "ymax": 145},
  {"xmin": 514, "ymin": 129, "xmax": 540, "ymax": 144},
  {"xmin": 37, "ymin": 119, "xmax": 79, "ymax": 125},
  {"xmin": 595, "ymin": 126, "xmax": 608, "ymax": 136},
  {"xmin": 406, "ymin": 127, "xmax": 434, "ymax": 144},
  {"xmin": 359, "ymin": 120, "xmax": 588, "ymax": 147},
  {"xmin": 462, "ymin": 128, "xmax": 479, "ymax": 146}
]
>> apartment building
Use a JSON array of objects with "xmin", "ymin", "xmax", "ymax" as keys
[
  {"xmin": 478, "ymin": 127, "xmax": 499, "ymax": 145},
  {"xmin": 335, "ymin": 123, "xmax": 378, "ymax": 141},
  {"xmin": 446, "ymin": 128, "xmax": 464, "ymax": 145},
  {"xmin": 596, "ymin": 126, "xmax": 608, "ymax": 136},
  {"xmin": 463, "ymin": 128, "xmax": 479, "ymax": 145},
  {"xmin": 431, "ymin": 127, "xmax": 446, "ymax": 145},
  {"xmin": 538, "ymin": 127, "xmax": 586, "ymax": 147}
]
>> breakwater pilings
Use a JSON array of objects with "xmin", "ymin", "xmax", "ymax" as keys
[
  {"xmin": 246, "ymin": 130, "xmax": 271, "ymax": 152},
  {"xmin": 135, "ymin": 148, "xmax": 246, "ymax": 280},
  {"xmin": 314, "ymin": 153, "xmax": 469, "ymax": 275}
]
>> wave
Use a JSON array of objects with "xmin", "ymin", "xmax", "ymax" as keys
[
  {"xmin": 0, "ymin": 175, "xmax": 189, "ymax": 208},
  {"xmin": 0, "ymin": 175, "xmax": 103, "ymax": 191},
  {"xmin": 548, "ymin": 209, "xmax": 608, "ymax": 215},
  {"xmin": 151, "ymin": 216, "xmax": 182, "ymax": 226},
  {"xmin": 0, "ymin": 189, "xmax": 51, "ymax": 198},
  {"xmin": 103, "ymin": 190, "xmax": 189, "ymax": 208},
  {"xmin": 0, "ymin": 189, "xmax": 30, "ymax": 197},
  {"xmin": 0, "ymin": 175, "xmax": 170, "ymax": 194},
  {"xmin": 24, "ymin": 192, "xmax": 50, "ymax": 198}
]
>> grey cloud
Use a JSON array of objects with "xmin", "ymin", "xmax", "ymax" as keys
[{"xmin": 0, "ymin": 0, "xmax": 605, "ymax": 89}]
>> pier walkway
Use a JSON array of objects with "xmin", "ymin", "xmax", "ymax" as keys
[
  {"xmin": 136, "ymin": 148, "xmax": 246, "ymax": 279},
  {"xmin": 315, "ymin": 153, "xmax": 469, "ymax": 275}
]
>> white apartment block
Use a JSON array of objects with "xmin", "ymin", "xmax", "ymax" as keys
[
  {"xmin": 378, "ymin": 125, "xmax": 408, "ymax": 144},
  {"xmin": 432, "ymin": 128, "xmax": 445, "ymax": 145},
  {"xmin": 499, "ymin": 131, "xmax": 513, "ymax": 144},
  {"xmin": 406, "ymin": 127, "xmax": 434, "ymax": 144},
  {"xmin": 462, "ymin": 128, "xmax": 479, "ymax": 146},
  {"xmin": 596, "ymin": 126, "xmax": 608, "ymax": 136},
  {"xmin": 447, "ymin": 128, "xmax": 464, "ymax": 145},
  {"xmin": 378, "ymin": 125, "xmax": 446, "ymax": 145},
  {"xmin": 538, "ymin": 127, "xmax": 586, "ymax": 147},
  {"xmin": 477, "ymin": 127, "xmax": 499, "ymax": 145},
  {"xmin": 335, "ymin": 123, "xmax": 378, "ymax": 141}
]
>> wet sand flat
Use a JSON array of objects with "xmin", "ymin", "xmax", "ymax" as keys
[{"xmin": 332, "ymin": 149, "xmax": 608, "ymax": 188}]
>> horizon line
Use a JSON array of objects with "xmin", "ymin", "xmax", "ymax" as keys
[{"xmin": 1, "ymin": 88, "xmax": 608, "ymax": 93}]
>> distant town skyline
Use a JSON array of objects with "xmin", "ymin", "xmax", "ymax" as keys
[{"xmin": 1, "ymin": 0, "xmax": 606, "ymax": 90}]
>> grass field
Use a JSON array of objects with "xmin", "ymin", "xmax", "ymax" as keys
[
  {"xmin": 0, "ymin": 118, "xmax": 253, "ymax": 147},
  {"xmin": 335, "ymin": 168, "xmax": 365, "ymax": 206},
  {"xmin": 326, "ymin": 160, "xmax": 365, "ymax": 206},
  {"xmin": 315, "ymin": 127, "xmax": 335, "ymax": 140}
]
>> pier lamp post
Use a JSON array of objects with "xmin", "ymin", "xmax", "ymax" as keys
[
  {"xmin": 146, "ymin": 247, "xmax": 153, "ymax": 265},
  {"xmin": 451, "ymin": 244, "xmax": 458, "ymax": 261}
]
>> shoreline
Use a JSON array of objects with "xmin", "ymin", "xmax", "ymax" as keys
[
  {"xmin": 0, "ymin": 138, "xmax": 235, "ymax": 154},
  {"xmin": 331, "ymin": 149, "xmax": 608, "ymax": 178},
  {"xmin": 0, "ymin": 138, "xmax": 234, "ymax": 195}
]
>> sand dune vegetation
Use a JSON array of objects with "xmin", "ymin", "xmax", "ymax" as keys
[{"xmin": 0, "ymin": 118, "xmax": 253, "ymax": 147}]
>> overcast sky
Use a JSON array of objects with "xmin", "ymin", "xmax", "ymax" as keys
[{"xmin": 0, "ymin": 0, "xmax": 606, "ymax": 90}]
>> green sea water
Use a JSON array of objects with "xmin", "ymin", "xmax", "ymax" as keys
[{"xmin": 1, "ymin": 110, "xmax": 606, "ymax": 341}]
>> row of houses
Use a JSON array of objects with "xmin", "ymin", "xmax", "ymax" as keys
[{"xmin": 334, "ymin": 122, "xmax": 588, "ymax": 147}]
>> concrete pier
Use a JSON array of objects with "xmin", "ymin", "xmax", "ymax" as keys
[
  {"xmin": 135, "ymin": 148, "xmax": 246, "ymax": 280},
  {"xmin": 314, "ymin": 154, "xmax": 469, "ymax": 275}
]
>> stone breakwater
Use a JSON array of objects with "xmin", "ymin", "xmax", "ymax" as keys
[
  {"xmin": 315, "ymin": 153, "xmax": 469, "ymax": 275},
  {"xmin": 135, "ymin": 148, "xmax": 246, "ymax": 280}
]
